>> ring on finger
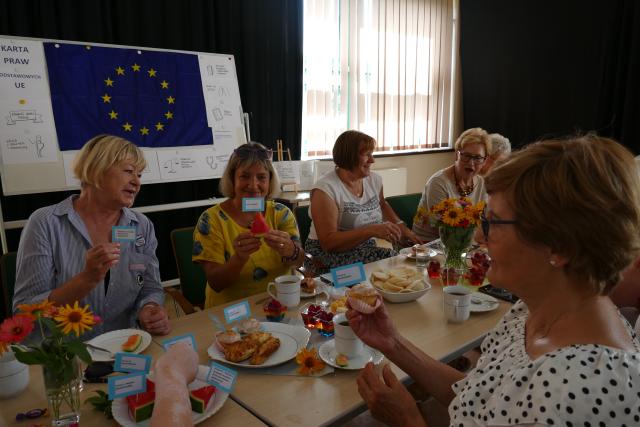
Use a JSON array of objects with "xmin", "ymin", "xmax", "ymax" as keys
[{"xmin": 279, "ymin": 242, "xmax": 285, "ymax": 247}]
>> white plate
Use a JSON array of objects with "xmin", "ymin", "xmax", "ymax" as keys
[
  {"xmin": 300, "ymin": 278, "xmax": 324, "ymax": 298},
  {"xmin": 86, "ymin": 329, "xmax": 152, "ymax": 362},
  {"xmin": 399, "ymin": 246, "xmax": 437, "ymax": 260},
  {"xmin": 112, "ymin": 365, "xmax": 229, "ymax": 426},
  {"xmin": 207, "ymin": 322, "xmax": 311, "ymax": 368},
  {"xmin": 470, "ymin": 292, "xmax": 499, "ymax": 313},
  {"xmin": 318, "ymin": 340, "xmax": 383, "ymax": 370}
]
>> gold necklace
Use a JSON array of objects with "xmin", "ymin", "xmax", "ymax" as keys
[{"xmin": 453, "ymin": 168, "xmax": 474, "ymax": 197}]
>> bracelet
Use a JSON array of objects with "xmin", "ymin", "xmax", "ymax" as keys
[
  {"xmin": 395, "ymin": 220, "xmax": 405, "ymax": 225},
  {"xmin": 281, "ymin": 241, "xmax": 300, "ymax": 263}
]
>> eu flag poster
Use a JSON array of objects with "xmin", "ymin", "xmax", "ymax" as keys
[{"xmin": 43, "ymin": 43, "xmax": 212, "ymax": 150}]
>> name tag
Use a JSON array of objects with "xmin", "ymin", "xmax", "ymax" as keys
[
  {"xmin": 223, "ymin": 301, "xmax": 251, "ymax": 323},
  {"xmin": 114, "ymin": 353, "xmax": 152, "ymax": 374},
  {"xmin": 108, "ymin": 372, "xmax": 147, "ymax": 400},
  {"xmin": 112, "ymin": 226, "xmax": 136, "ymax": 242},
  {"xmin": 161, "ymin": 334, "xmax": 197, "ymax": 351},
  {"xmin": 331, "ymin": 262, "xmax": 366, "ymax": 288},
  {"xmin": 241, "ymin": 197, "xmax": 264, "ymax": 212},
  {"xmin": 206, "ymin": 362, "xmax": 237, "ymax": 393}
]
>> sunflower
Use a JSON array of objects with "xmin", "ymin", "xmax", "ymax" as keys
[
  {"xmin": 54, "ymin": 301, "xmax": 96, "ymax": 336},
  {"xmin": 0, "ymin": 315, "xmax": 35, "ymax": 344},
  {"xmin": 295, "ymin": 348, "xmax": 326, "ymax": 375},
  {"xmin": 17, "ymin": 300, "xmax": 57, "ymax": 320},
  {"xmin": 443, "ymin": 208, "xmax": 461, "ymax": 226}
]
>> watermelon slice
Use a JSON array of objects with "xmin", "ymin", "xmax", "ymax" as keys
[
  {"xmin": 250, "ymin": 212, "xmax": 270, "ymax": 236},
  {"xmin": 122, "ymin": 334, "xmax": 143, "ymax": 352},
  {"xmin": 189, "ymin": 385, "xmax": 216, "ymax": 413},
  {"xmin": 126, "ymin": 380, "xmax": 155, "ymax": 422}
]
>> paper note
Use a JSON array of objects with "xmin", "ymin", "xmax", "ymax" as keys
[{"xmin": 331, "ymin": 262, "xmax": 367, "ymax": 288}]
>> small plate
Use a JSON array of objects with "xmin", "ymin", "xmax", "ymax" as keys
[
  {"xmin": 207, "ymin": 322, "xmax": 310, "ymax": 368},
  {"xmin": 470, "ymin": 292, "xmax": 499, "ymax": 313},
  {"xmin": 300, "ymin": 278, "xmax": 324, "ymax": 298},
  {"xmin": 318, "ymin": 340, "xmax": 383, "ymax": 370},
  {"xmin": 399, "ymin": 246, "xmax": 437, "ymax": 260},
  {"xmin": 112, "ymin": 365, "xmax": 229, "ymax": 426},
  {"xmin": 86, "ymin": 329, "xmax": 152, "ymax": 362}
]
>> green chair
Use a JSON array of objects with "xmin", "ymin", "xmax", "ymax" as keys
[
  {"xmin": 0, "ymin": 251, "xmax": 17, "ymax": 321},
  {"xmin": 385, "ymin": 193, "xmax": 422, "ymax": 229},
  {"xmin": 169, "ymin": 227, "xmax": 207, "ymax": 313},
  {"xmin": 294, "ymin": 205, "xmax": 312, "ymax": 245}
]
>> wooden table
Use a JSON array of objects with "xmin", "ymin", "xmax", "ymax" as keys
[
  {"xmin": 152, "ymin": 255, "xmax": 510, "ymax": 427},
  {"xmin": 0, "ymin": 343, "xmax": 265, "ymax": 426}
]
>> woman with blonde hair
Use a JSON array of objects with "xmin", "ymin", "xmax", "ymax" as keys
[
  {"xmin": 193, "ymin": 143, "xmax": 304, "ymax": 308},
  {"xmin": 13, "ymin": 134, "xmax": 169, "ymax": 339},
  {"xmin": 349, "ymin": 134, "xmax": 640, "ymax": 426},
  {"xmin": 413, "ymin": 128, "xmax": 491, "ymax": 241}
]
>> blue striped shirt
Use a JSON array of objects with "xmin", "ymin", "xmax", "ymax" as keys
[{"xmin": 13, "ymin": 196, "xmax": 164, "ymax": 339}]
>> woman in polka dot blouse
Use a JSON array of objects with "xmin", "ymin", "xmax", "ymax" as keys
[{"xmin": 347, "ymin": 134, "xmax": 640, "ymax": 426}]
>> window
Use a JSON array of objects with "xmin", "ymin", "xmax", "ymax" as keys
[{"xmin": 302, "ymin": 0, "xmax": 457, "ymax": 159}]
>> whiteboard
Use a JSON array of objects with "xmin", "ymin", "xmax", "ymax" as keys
[{"xmin": 0, "ymin": 35, "xmax": 246, "ymax": 195}]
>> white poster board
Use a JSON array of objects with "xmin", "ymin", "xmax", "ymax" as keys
[{"xmin": 0, "ymin": 35, "xmax": 245, "ymax": 195}]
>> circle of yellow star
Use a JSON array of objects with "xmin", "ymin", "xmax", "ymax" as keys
[
  {"xmin": 148, "ymin": 68, "xmax": 157, "ymax": 77},
  {"xmin": 101, "ymin": 94, "xmax": 112, "ymax": 103},
  {"xmin": 160, "ymin": 80, "xmax": 169, "ymax": 89},
  {"xmin": 166, "ymin": 96, "xmax": 175, "ymax": 104},
  {"xmin": 104, "ymin": 77, "xmax": 114, "ymax": 87},
  {"xmin": 164, "ymin": 111, "xmax": 174, "ymax": 120},
  {"xmin": 155, "ymin": 122, "xmax": 165, "ymax": 131},
  {"xmin": 132, "ymin": 63, "xmax": 141, "ymax": 72},
  {"xmin": 122, "ymin": 122, "xmax": 133, "ymax": 132},
  {"xmin": 115, "ymin": 66, "xmax": 125, "ymax": 75},
  {"xmin": 108, "ymin": 110, "xmax": 118, "ymax": 120},
  {"xmin": 140, "ymin": 127, "xmax": 150, "ymax": 135}
]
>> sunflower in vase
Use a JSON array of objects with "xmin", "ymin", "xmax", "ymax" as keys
[{"xmin": 0, "ymin": 300, "xmax": 99, "ymax": 422}]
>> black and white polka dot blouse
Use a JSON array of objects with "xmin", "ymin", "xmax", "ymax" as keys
[{"xmin": 449, "ymin": 300, "xmax": 640, "ymax": 426}]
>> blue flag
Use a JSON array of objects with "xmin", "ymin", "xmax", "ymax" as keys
[{"xmin": 44, "ymin": 42, "xmax": 212, "ymax": 150}]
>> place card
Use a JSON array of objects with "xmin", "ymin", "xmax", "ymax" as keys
[
  {"xmin": 241, "ymin": 197, "xmax": 264, "ymax": 212},
  {"xmin": 107, "ymin": 372, "xmax": 147, "ymax": 400},
  {"xmin": 161, "ymin": 334, "xmax": 197, "ymax": 351},
  {"xmin": 112, "ymin": 226, "xmax": 136, "ymax": 242},
  {"xmin": 113, "ymin": 353, "xmax": 152, "ymax": 374},
  {"xmin": 206, "ymin": 362, "xmax": 237, "ymax": 393},
  {"xmin": 330, "ymin": 262, "xmax": 366, "ymax": 288},
  {"xmin": 223, "ymin": 301, "xmax": 251, "ymax": 323}
]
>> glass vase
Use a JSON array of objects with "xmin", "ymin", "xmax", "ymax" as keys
[
  {"xmin": 439, "ymin": 226, "xmax": 475, "ymax": 286},
  {"xmin": 42, "ymin": 357, "xmax": 83, "ymax": 426}
]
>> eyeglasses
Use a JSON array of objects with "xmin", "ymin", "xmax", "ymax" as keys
[
  {"xmin": 480, "ymin": 210, "xmax": 517, "ymax": 240},
  {"xmin": 233, "ymin": 145, "xmax": 273, "ymax": 160},
  {"xmin": 458, "ymin": 151, "xmax": 486, "ymax": 164}
]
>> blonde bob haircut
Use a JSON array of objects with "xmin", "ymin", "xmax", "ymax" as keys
[
  {"xmin": 73, "ymin": 134, "xmax": 146, "ymax": 188},
  {"xmin": 219, "ymin": 143, "xmax": 281, "ymax": 199},
  {"xmin": 332, "ymin": 130, "xmax": 376, "ymax": 170},
  {"xmin": 454, "ymin": 127, "xmax": 492, "ymax": 155},
  {"xmin": 485, "ymin": 134, "xmax": 640, "ymax": 295}
]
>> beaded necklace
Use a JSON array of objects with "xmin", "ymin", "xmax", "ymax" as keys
[{"xmin": 453, "ymin": 168, "xmax": 474, "ymax": 197}]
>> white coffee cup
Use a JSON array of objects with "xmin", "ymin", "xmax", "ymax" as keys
[
  {"xmin": 443, "ymin": 285, "xmax": 471, "ymax": 323},
  {"xmin": 333, "ymin": 313, "xmax": 364, "ymax": 357},
  {"xmin": 267, "ymin": 275, "xmax": 301, "ymax": 307}
]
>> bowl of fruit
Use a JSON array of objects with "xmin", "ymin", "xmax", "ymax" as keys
[{"xmin": 299, "ymin": 303, "xmax": 335, "ymax": 337}]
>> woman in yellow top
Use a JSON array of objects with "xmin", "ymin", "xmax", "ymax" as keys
[{"xmin": 192, "ymin": 143, "xmax": 304, "ymax": 308}]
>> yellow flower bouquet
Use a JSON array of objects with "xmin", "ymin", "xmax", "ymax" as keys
[
  {"xmin": 430, "ymin": 198, "xmax": 484, "ymax": 282},
  {"xmin": 0, "ymin": 300, "xmax": 98, "ymax": 424}
]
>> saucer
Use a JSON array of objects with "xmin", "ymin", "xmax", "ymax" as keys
[
  {"xmin": 470, "ymin": 292, "xmax": 499, "ymax": 313},
  {"xmin": 318, "ymin": 340, "xmax": 383, "ymax": 370}
]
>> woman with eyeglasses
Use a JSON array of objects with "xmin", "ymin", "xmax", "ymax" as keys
[
  {"xmin": 347, "ymin": 134, "xmax": 640, "ymax": 426},
  {"xmin": 412, "ymin": 128, "xmax": 491, "ymax": 241},
  {"xmin": 192, "ymin": 143, "xmax": 304, "ymax": 308},
  {"xmin": 305, "ymin": 130, "xmax": 422, "ymax": 274}
]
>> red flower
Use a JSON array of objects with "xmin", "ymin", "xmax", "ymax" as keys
[{"xmin": 0, "ymin": 315, "xmax": 35, "ymax": 344}]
